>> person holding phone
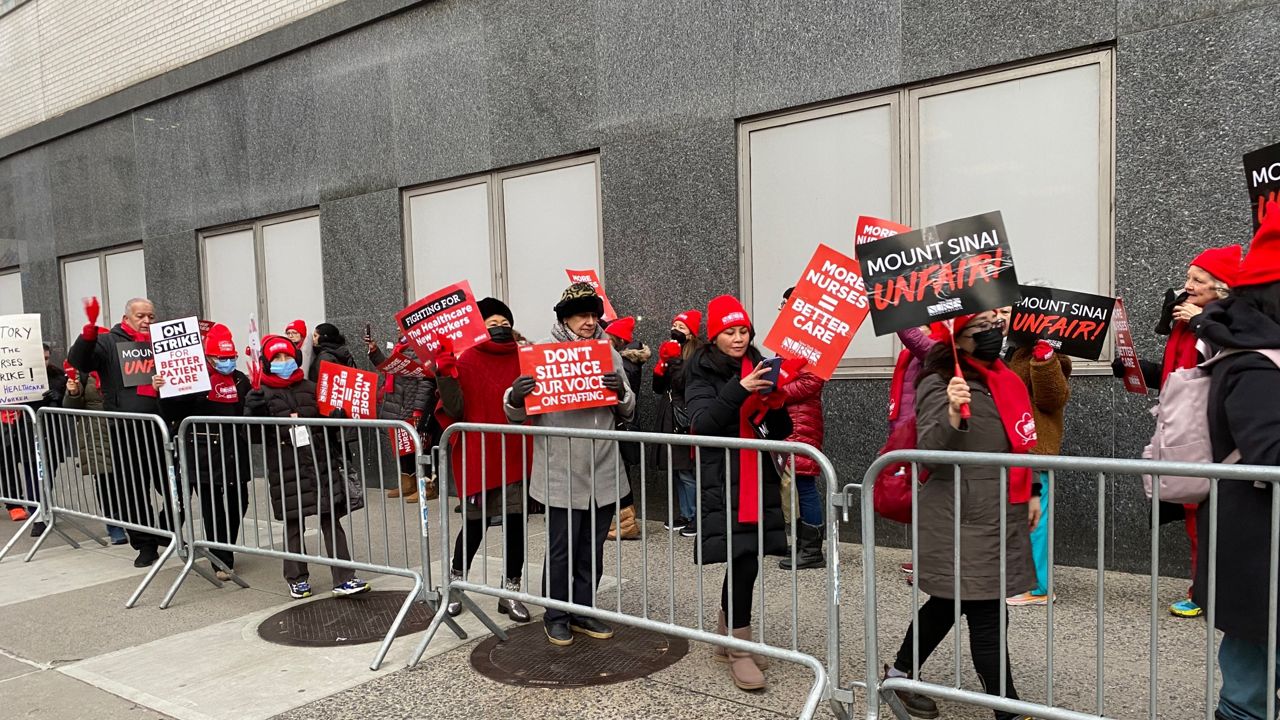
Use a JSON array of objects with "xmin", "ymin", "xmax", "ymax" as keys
[
  {"xmin": 365, "ymin": 324, "xmax": 438, "ymax": 503},
  {"xmin": 684, "ymin": 295, "xmax": 792, "ymax": 692}
]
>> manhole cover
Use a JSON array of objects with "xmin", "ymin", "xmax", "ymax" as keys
[
  {"xmin": 470, "ymin": 622, "xmax": 689, "ymax": 688},
  {"xmin": 258, "ymin": 591, "xmax": 434, "ymax": 647}
]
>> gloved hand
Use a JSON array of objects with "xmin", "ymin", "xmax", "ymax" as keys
[
  {"xmin": 1032, "ymin": 340, "xmax": 1054, "ymax": 362},
  {"xmin": 602, "ymin": 371, "xmax": 625, "ymax": 400},
  {"xmin": 328, "ymin": 408, "xmax": 347, "ymax": 419},
  {"xmin": 244, "ymin": 388, "xmax": 267, "ymax": 412},
  {"xmin": 83, "ymin": 296, "xmax": 100, "ymax": 325},
  {"xmin": 658, "ymin": 341, "xmax": 681, "ymax": 363},
  {"xmin": 432, "ymin": 334, "xmax": 458, "ymax": 378},
  {"xmin": 1155, "ymin": 289, "xmax": 1187, "ymax": 336},
  {"xmin": 509, "ymin": 375, "xmax": 536, "ymax": 406},
  {"xmin": 1111, "ymin": 357, "xmax": 1126, "ymax": 378}
]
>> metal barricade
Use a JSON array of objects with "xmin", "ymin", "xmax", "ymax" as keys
[
  {"xmin": 30, "ymin": 406, "xmax": 191, "ymax": 606},
  {"xmin": 408, "ymin": 422, "xmax": 842, "ymax": 720},
  {"xmin": 158, "ymin": 415, "xmax": 464, "ymax": 671},
  {"xmin": 851, "ymin": 449, "xmax": 1280, "ymax": 720},
  {"xmin": 0, "ymin": 404, "xmax": 53, "ymax": 562}
]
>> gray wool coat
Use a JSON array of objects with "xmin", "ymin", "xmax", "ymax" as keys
[{"xmin": 504, "ymin": 337, "xmax": 635, "ymax": 510}]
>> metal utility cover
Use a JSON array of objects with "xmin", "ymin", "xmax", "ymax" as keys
[
  {"xmin": 258, "ymin": 591, "xmax": 433, "ymax": 647},
  {"xmin": 470, "ymin": 622, "xmax": 688, "ymax": 688}
]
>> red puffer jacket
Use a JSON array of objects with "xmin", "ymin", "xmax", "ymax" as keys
[{"xmin": 783, "ymin": 371, "xmax": 825, "ymax": 476}]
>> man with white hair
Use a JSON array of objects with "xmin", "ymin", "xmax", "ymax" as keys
[{"xmin": 68, "ymin": 297, "xmax": 176, "ymax": 567}]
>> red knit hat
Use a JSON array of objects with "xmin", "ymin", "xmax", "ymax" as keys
[
  {"xmin": 285, "ymin": 319, "xmax": 307, "ymax": 338},
  {"xmin": 604, "ymin": 316, "xmax": 635, "ymax": 344},
  {"xmin": 673, "ymin": 310, "xmax": 702, "ymax": 337},
  {"xmin": 1237, "ymin": 201, "xmax": 1280, "ymax": 288},
  {"xmin": 204, "ymin": 323, "xmax": 236, "ymax": 357},
  {"xmin": 929, "ymin": 314, "xmax": 981, "ymax": 344},
  {"xmin": 262, "ymin": 334, "xmax": 298, "ymax": 363},
  {"xmin": 1190, "ymin": 245, "xmax": 1242, "ymax": 287},
  {"xmin": 706, "ymin": 295, "xmax": 751, "ymax": 339}
]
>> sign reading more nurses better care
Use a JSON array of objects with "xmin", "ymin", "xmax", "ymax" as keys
[
  {"xmin": 762, "ymin": 244, "xmax": 870, "ymax": 380},
  {"xmin": 517, "ymin": 340, "xmax": 617, "ymax": 415},
  {"xmin": 315, "ymin": 361, "xmax": 378, "ymax": 420},
  {"xmin": 854, "ymin": 216, "xmax": 912, "ymax": 247},
  {"xmin": 854, "ymin": 211, "xmax": 1021, "ymax": 336},
  {"xmin": 151, "ymin": 316, "xmax": 211, "ymax": 398},
  {"xmin": 0, "ymin": 314, "xmax": 48, "ymax": 404},
  {"xmin": 564, "ymin": 269, "xmax": 617, "ymax": 321},
  {"xmin": 396, "ymin": 281, "xmax": 489, "ymax": 360},
  {"xmin": 1007, "ymin": 286, "xmax": 1116, "ymax": 361},
  {"xmin": 1111, "ymin": 298, "xmax": 1148, "ymax": 395}
]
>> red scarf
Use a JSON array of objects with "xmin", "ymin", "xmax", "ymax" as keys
[
  {"xmin": 121, "ymin": 324, "xmax": 157, "ymax": 398},
  {"xmin": 887, "ymin": 348, "xmax": 914, "ymax": 421},
  {"xmin": 734, "ymin": 357, "xmax": 797, "ymax": 523},
  {"xmin": 260, "ymin": 366, "xmax": 304, "ymax": 389},
  {"xmin": 1161, "ymin": 321, "xmax": 1199, "ymax": 384},
  {"xmin": 207, "ymin": 367, "xmax": 240, "ymax": 404},
  {"xmin": 961, "ymin": 356, "xmax": 1037, "ymax": 503}
]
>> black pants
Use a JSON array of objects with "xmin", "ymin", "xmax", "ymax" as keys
[
  {"xmin": 543, "ymin": 504, "xmax": 614, "ymax": 624},
  {"xmin": 721, "ymin": 553, "xmax": 760, "ymax": 630},
  {"xmin": 110, "ymin": 424, "xmax": 181, "ymax": 552},
  {"xmin": 283, "ymin": 515, "xmax": 355, "ymax": 585},
  {"xmin": 893, "ymin": 597, "xmax": 1020, "ymax": 720},
  {"xmin": 199, "ymin": 482, "xmax": 249, "ymax": 569},
  {"xmin": 452, "ymin": 513, "xmax": 525, "ymax": 581}
]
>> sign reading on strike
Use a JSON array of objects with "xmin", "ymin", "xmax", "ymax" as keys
[
  {"xmin": 117, "ymin": 342, "xmax": 155, "ymax": 388},
  {"xmin": 855, "ymin": 216, "xmax": 912, "ymax": 247},
  {"xmin": 518, "ymin": 340, "xmax": 617, "ymax": 415},
  {"xmin": 396, "ymin": 281, "xmax": 489, "ymax": 360},
  {"xmin": 1007, "ymin": 286, "xmax": 1116, "ymax": 361},
  {"xmin": 762, "ymin": 244, "xmax": 870, "ymax": 380},
  {"xmin": 855, "ymin": 210, "xmax": 1021, "ymax": 335},
  {"xmin": 376, "ymin": 347, "xmax": 431, "ymax": 378},
  {"xmin": 315, "ymin": 361, "xmax": 378, "ymax": 419},
  {"xmin": 0, "ymin": 314, "xmax": 48, "ymax": 404},
  {"xmin": 1111, "ymin": 297, "xmax": 1148, "ymax": 395},
  {"xmin": 1245, "ymin": 142, "xmax": 1280, "ymax": 232},
  {"xmin": 152, "ymin": 316, "xmax": 212, "ymax": 398},
  {"xmin": 564, "ymin": 269, "xmax": 617, "ymax": 321}
]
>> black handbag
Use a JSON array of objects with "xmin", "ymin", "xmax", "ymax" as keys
[{"xmin": 669, "ymin": 392, "xmax": 691, "ymax": 433}]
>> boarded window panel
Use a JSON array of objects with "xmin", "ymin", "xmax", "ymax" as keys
[
  {"xmin": 0, "ymin": 272, "xmax": 23, "ymax": 315},
  {"xmin": 501, "ymin": 162, "xmax": 601, "ymax": 333},
  {"xmin": 408, "ymin": 181, "xmax": 493, "ymax": 301},
  {"xmin": 62, "ymin": 256, "xmax": 103, "ymax": 342},
  {"xmin": 748, "ymin": 104, "xmax": 896, "ymax": 361},
  {"xmin": 104, "ymin": 248, "xmax": 148, "ymax": 326},
  {"xmin": 202, "ymin": 229, "xmax": 258, "ymax": 368},
  {"xmin": 261, "ymin": 216, "xmax": 325, "ymax": 339},
  {"xmin": 916, "ymin": 63, "xmax": 1104, "ymax": 295}
]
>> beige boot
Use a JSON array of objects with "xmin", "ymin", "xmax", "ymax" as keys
[
  {"xmin": 399, "ymin": 473, "xmax": 419, "ymax": 504},
  {"xmin": 712, "ymin": 611, "xmax": 769, "ymax": 669},
  {"xmin": 726, "ymin": 625, "xmax": 766, "ymax": 691}
]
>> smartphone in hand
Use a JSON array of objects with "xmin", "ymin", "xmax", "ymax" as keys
[
  {"xmin": 363, "ymin": 323, "xmax": 373, "ymax": 344},
  {"xmin": 759, "ymin": 356, "xmax": 784, "ymax": 394}
]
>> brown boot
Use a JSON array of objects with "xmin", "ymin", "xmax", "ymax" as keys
[
  {"xmin": 606, "ymin": 506, "xmax": 639, "ymax": 540},
  {"xmin": 420, "ymin": 474, "xmax": 439, "ymax": 501},
  {"xmin": 726, "ymin": 625, "xmax": 765, "ymax": 691},
  {"xmin": 399, "ymin": 473, "xmax": 419, "ymax": 504},
  {"xmin": 712, "ymin": 610, "xmax": 769, "ymax": 669}
]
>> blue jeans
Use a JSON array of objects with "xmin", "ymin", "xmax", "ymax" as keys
[
  {"xmin": 675, "ymin": 470, "xmax": 696, "ymax": 520},
  {"xmin": 795, "ymin": 474, "xmax": 823, "ymax": 526},
  {"xmin": 1218, "ymin": 634, "xmax": 1280, "ymax": 720},
  {"xmin": 1030, "ymin": 472, "xmax": 1051, "ymax": 595}
]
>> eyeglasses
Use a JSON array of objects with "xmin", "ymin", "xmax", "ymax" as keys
[{"xmin": 960, "ymin": 318, "xmax": 1006, "ymax": 337}]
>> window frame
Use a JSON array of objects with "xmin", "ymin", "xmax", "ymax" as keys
[{"xmin": 59, "ymin": 242, "xmax": 145, "ymax": 340}]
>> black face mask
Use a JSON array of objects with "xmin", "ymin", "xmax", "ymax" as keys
[
  {"xmin": 488, "ymin": 326, "xmax": 514, "ymax": 344},
  {"xmin": 969, "ymin": 328, "xmax": 1004, "ymax": 361},
  {"xmin": 670, "ymin": 330, "xmax": 688, "ymax": 344}
]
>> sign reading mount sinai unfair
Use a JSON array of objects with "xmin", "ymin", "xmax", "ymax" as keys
[{"xmin": 762, "ymin": 244, "xmax": 869, "ymax": 380}]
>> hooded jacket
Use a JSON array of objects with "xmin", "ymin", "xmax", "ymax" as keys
[
  {"xmin": 308, "ymin": 340, "xmax": 358, "ymax": 383},
  {"xmin": 1005, "ymin": 348, "xmax": 1072, "ymax": 456}
]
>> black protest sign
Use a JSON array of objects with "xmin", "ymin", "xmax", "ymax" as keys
[
  {"xmin": 1245, "ymin": 142, "xmax": 1280, "ymax": 233},
  {"xmin": 1007, "ymin": 286, "xmax": 1115, "ymax": 360},
  {"xmin": 117, "ymin": 342, "xmax": 155, "ymax": 388},
  {"xmin": 854, "ymin": 211, "xmax": 1021, "ymax": 335}
]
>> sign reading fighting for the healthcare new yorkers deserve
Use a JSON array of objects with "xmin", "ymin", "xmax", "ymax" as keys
[
  {"xmin": 1245, "ymin": 142, "xmax": 1280, "ymax": 233},
  {"xmin": 151, "ymin": 316, "xmax": 212, "ymax": 399},
  {"xmin": 0, "ymin": 314, "xmax": 48, "ymax": 404},
  {"xmin": 1111, "ymin": 298, "xmax": 1148, "ymax": 395},
  {"xmin": 1007, "ymin": 286, "xmax": 1116, "ymax": 361},
  {"xmin": 762, "ymin": 244, "xmax": 870, "ymax": 380},
  {"xmin": 315, "ymin": 361, "xmax": 378, "ymax": 419},
  {"xmin": 855, "ymin": 211, "xmax": 1021, "ymax": 336},
  {"xmin": 564, "ymin": 269, "xmax": 617, "ymax": 321},
  {"xmin": 375, "ymin": 346, "xmax": 431, "ymax": 379},
  {"xmin": 518, "ymin": 340, "xmax": 617, "ymax": 415},
  {"xmin": 396, "ymin": 281, "xmax": 489, "ymax": 360}
]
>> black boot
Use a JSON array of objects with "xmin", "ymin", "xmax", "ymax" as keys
[
  {"xmin": 883, "ymin": 664, "xmax": 939, "ymax": 719},
  {"xmin": 779, "ymin": 521, "xmax": 826, "ymax": 570}
]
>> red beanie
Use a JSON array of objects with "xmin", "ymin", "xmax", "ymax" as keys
[
  {"xmin": 262, "ymin": 334, "xmax": 298, "ymax": 363},
  {"xmin": 604, "ymin": 316, "xmax": 635, "ymax": 344},
  {"xmin": 1190, "ymin": 245, "xmax": 1242, "ymax": 287},
  {"xmin": 204, "ymin": 323, "xmax": 236, "ymax": 357},
  {"xmin": 929, "ymin": 314, "xmax": 980, "ymax": 344},
  {"xmin": 1237, "ymin": 201, "xmax": 1280, "ymax": 288},
  {"xmin": 673, "ymin": 310, "xmax": 702, "ymax": 337},
  {"xmin": 285, "ymin": 319, "xmax": 307, "ymax": 338},
  {"xmin": 706, "ymin": 295, "xmax": 751, "ymax": 339}
]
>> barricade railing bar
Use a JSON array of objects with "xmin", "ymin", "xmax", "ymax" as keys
[
  {"xmin": 0, "ymin": 404, "xmax": 56, "ymax": 562},
  {"xmin": 408, "ymin": 422, "xmax": 842, "ymax": 720},
  {"xmin": 854, "ymin": 449, "xmax": 1280, "ymax": 720},
  {"xmin": 159, "ymin": 415, "xmax": 465, "ymax": 670}
]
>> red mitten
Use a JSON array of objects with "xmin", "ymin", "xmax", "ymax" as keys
[
  {"xmin": 80, "ymin": 323, "xmax": 100, "ymax": 342},
  {"xmin": 432, "ymin": 334, "xmax": 458, "ymax": 378},
  {"xmin": 1032, "ymin": 340, "xmax": 1054, "ymax": 362},
  {"xmin": 83, "ymin": 296, "xmax": 100, "ymax": 325},
  {"xmin": 658, "ymin": 341, "xmax": 681, "ymax": 363},
  {"xmin": 653, "ymin": 362, "xmax": 666, "ymax": 377}
]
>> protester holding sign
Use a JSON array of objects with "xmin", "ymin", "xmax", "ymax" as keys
[
  {"xmin": 774, "ymin": 287, "xmax": 827, "ymax": 571},
  {"xmin": 306, "ymin": 323, "xmax": 357, "ymax": 382},
  {"xmin": 244, "ymin": 335, "xmax": 369, "ymax": 599},
  {"xmin": 436, "ymin": 297, "xmax": 534, "ymax": 623},
  {"xmin": 153, "ymin": 324, "xmax": 252, "ymax": 580},
  {"xmin": 651, "ymin": 309, "xmax": 702, "ymax": 535},
  {"xmin": 504, "ymin": 283, "xmax": 634, "ymax": 647},
  {"xmin": 366, "ymin": 331, "xmax": 438, "ymax": 504},
  {"xmin": 884, "ymin": 310, "xmax": 1037, "ymax": 720},
  {"xmin": 2, "ymin": 340, "xmax": 64, "ymax": 532},
  {"xmin": 684, "ymin": 295, "xmax": 793, "ymax": 692}
]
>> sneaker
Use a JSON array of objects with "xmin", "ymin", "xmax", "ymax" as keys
[
  {"xmin": 333, "ymin": 579, "xmax": 371, "ymax": 597},
  {"xmin": 663, "ymin": 516, "xmax": 687, "ymax": 531},
  {"xmin": 900, "ymin": 562, "xmax": 913, "ymax": 575},
  {"xmin": 289, "ymin": 581, "xmax": 313, "ymax": 599},
  {"xmin": 29, "ymin": 522, "xmax": 46, "ymax": 537},
  {"xmin": 679, "ymin": 523, "xmax": 697, "ymax": 538},
  {"xmin": 107, "ymin": 526, "xmax": 128, "ymax": 545},
  {"xmin": 7, "ymin": 507, "xmax": 28, "ymax": 522},
  {"xmin": 570, "ymin": 616, "xmax": 615, "ymax": 639},
  {"xmin": 544, "ymin": 620, "xmax": 573, "ymax": 646},
  {"xmin": 133, "ymin": 547, "xmax": 159, "ymax": 568},
  {"xmin": 1006, "ymin": 592, "xmax": 1053, "ymax": 607},
  {"xmin": 1170, "ymin": 598, "xmax": 1204, "ymax": 618}
]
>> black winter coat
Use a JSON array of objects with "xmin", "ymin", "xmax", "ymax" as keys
[
  {"xmin": 651, "ymin": 355, "xmax": 694, "ymax": 471},
  {"xmin": 308, "ymin": 341, "xmax": 358, "ymax": 383},
  {"xmin": 1192, "ymin": 296, "xmax": 1280, "ymax": 640},
  {"xmin": 67, "ymin": 324, "xmax": 160, "ymax": 414},
  {"xmin": 685, "ymin": 345, "xmax": 791, "ymax": 564},
  {"xmin": 246, "ymin": 379, "xmax": 349, "ymax": 521},
  {"xmin": 368, "ymin": 346, "xmax": 437, "ymax": 427},
  {"xmin": 159, "ymin": 371, "xmax": 253, "ymax": 489}
]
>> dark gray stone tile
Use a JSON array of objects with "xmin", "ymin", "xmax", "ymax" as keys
[
  {"xmin": 142, "ymin": 232, "xmax": 202, "ymax": 322},
  {"xmin": 134, "ymin": 94, "xmax": 196, "ymax": 238},
  {"xmin": 47, "ymin": 117, "xmax": 143, "ymax": 256},
  {"xmin": 186, "ymin": 77, "xmax": 253, "ymax": 231},
  {"xmin": 243, "ymin": 51, "xmax": 321, "ymax": 217},
  {"xmin": 900, "ymin": 0, "xmax": 1115, "ymax": 82},
  {"xmin": 313, "ymin": 26, "xmax": 398, "ymax": 202},
  {"xmin": 1118, "ymin": 0, "xmax": 1276, "ymax": 34},
  {"xmin": 318, "ymin": 190, "xmax": 406, "ymax": 343}
]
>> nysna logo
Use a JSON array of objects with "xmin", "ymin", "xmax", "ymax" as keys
[
  {"xmin": 720, "ymin": 311, "xmax": 746, "ymax": 325},
  {"xmin": 1015, "ymin": 412, "xmax": 1037, "ymax": 444}
]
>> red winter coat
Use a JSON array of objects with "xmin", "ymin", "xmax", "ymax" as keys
[{"xmin": 783, "ymin": 371, "xmax": 825, "ymax": 476}]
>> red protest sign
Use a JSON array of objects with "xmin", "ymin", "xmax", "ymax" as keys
[
  {"xmin": 518, "ymin": 340, "xmax": 618, "ymax": 415},
  {"xmin": 1111, "ymin": 298, "xmax": 1148, "ymax": 395},
  {"xmin": 197, "ymin": 319, "xmax": 215, "ymax": 338},
  {"xmin": 389, "ymin": 427, "xmax": 415, "ymax": 457},
  {"xmin": 315, "ymin": 361, "xmax": 379, "ymax": 419},
  {"xmin": 376, "ymin": 347, "xmax": 431, "ymax": 379},
  {"xmin": 762, "ymin": 244, "xmax": 870, "ymax": 380},
  {"xmin": 396, "ymin": 281, "xmax": 490, "ymax": 360},
  {"xmin": 855, "ymin": 216, "xmax": 912, "ymax": 247},
  {"xmin": 565, "ymin": 269, "xmax": 617, "ymax": 321}
]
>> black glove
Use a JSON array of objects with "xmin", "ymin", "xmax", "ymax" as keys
[
  {"xmin": 509, "ymin": 376, "xmax": 536, "ymax": 406},
  {"xmin": 601, "ymin": 372, "xmax": 625, "ymax": 399},
  {"xmin": 1111, "ymin": 357, "xmax": 1126, "ymax": 378},
  {"xmin": 244, "ymin": 388, "xmax": 267, "ymax": 412},
  {"xmin": 328, "ymin": 408, "xmax": 347, "ymax": 419},
  {"xmin": 1155, "ymin": 289, "xmax": 1187, "ymax": 336}
]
